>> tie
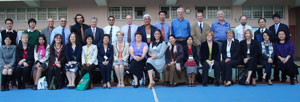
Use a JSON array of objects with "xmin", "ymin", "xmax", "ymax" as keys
[
  {"xmin": 127, "ymin": 25, "xmax": 131, "ymax": 43},
  {"xmin": 261, "ymin": 29, "xmax": 264, "ymax": 33},
  {"xmin": 199, "ymin": 22, "xmax": 203, "ymax": 33},
  {"xmin": 62, "ymin": 27, "xmax": 65, "ymax": 44},
  {"xmin": 92, "ymin": 28, "xmax": 96, "ymax": 40},
  {"xmin": 161, "ymin": 23, "xmax": 165, "ymax": 40},
  {"xmin": 242, "ymin": 26, "xmax": 245, "ymax": 40},
  {"xmin": 275, "ymin": 24, "xmax": 279, "ymax": 34},
  {"xmin": 81, "ymin": 24, "xmax": 85, "ymax": 42},
  {"xmin": 110, "ymin": 26, "xmax": 113, "ymax": 36}
]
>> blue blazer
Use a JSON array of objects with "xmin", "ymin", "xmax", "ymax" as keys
[
  {"xmin": 65, "ymin": 44, "xmax": 82, "ymax": 63},
  {"xmin": 84, "ymin": 27, "xmax": 104, "ymax": 45},
  {"xmin": 137, "ymin": 25, "xmax": 157, "ymax": 43},
  {"xmin": 97, "ymin": 43, "xmax": 114, "ymax": 65}
]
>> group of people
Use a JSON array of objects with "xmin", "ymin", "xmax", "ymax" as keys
[{"xmin": 0, "ymin": 7, "xmax": 298, "ymax": 91}]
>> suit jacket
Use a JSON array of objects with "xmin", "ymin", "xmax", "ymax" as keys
[
  {"xmin": 82, "ymin": 44, "xmax": 98, "ymax": 65},
  {"xmin": 183, "ymin": 45, "xmax": 199, "ymax": 66},
  {"xmin": 222, "ymin": 39, "xmax": 240, "ymax": 61},
  {"xmin": 240, "ymin": 39, "xmax": 258, "ymax": 62},
  {"xmin": 16, "ymin": 43, "xmax": 34, "ymax": 66},
  {"xmin": 269, "ymin": 23, "xmax": 290, "ymax": 40},
  {"xmin": 137, "ymin": 25, "xmax": 157, "ymax": 44},
  {"xmin": 84, "ymin": 27, "xmax": 104, "ymax": 45},
  {"xmin": 49, "ymin": 45, "xmax": 66, "ymax": 69},
  {"xmin": 191, "ymin": 22, "xmax": 210, "ymax": 46},
  {"xmin": 71, "ymin": 23, "xmax": 90, "ymax": 44},
  {"xmin": 65, "ymin": 44, "xmax": 82, "ymax": 63},
  {"xmin": 254, "ymin": 28, "xmax": 273, "ymax": 42},
  {"xmin": 112, "ymin": 41, "xmax": 129, "ymax": 63},
  {"xmin": 200, "ymin": 41, "xmax": 220, "ymax": 64},
  {"xmin": 97, "ymin": 43, "xmax": 114, "ymax": 66},
  {"xmin": 165, "ymin": 43, "xmax": 184, "ymax": 65}
]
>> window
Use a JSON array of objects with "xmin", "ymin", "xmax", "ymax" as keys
[
  {"xmin": 17, "ymin": 8, "xmax": 26, "ymax": 21},
  {"xmin": 48, "ymin": 8, "xmax": 57, "ymax": 20},
  {"xmin": 108, "ymin": 7, "xmax": 145, "ymax": 20},
  {"xmin": 27, "ymin": 8, "xmax": 36, "ymax": 19},
  {"xmin": 7, "ymin": 8, "xmax": 16, "ymax": 20},
  {"xmin": 242, "ymin": 6, "xmax": 251, "ymax": 18},
  {"xmin": 121, "ymin": 7, "xmax": 133, "ymax": 19},
  {"xmin": 160, "ymin": 7, "xmax": 170, "ymax": 19},
  {"xmin": 195, "ymin": 7, "xmax": 206, "ymax": 18},
  {"xmin": 0, "ymin": 8, "xmax": 67, "ymax": 21},
  {"xmin": 195, "ymin": 6, "xmax": 231, "ymax": 19},
  {"xmin": 58, "ymin": 8, "xmax": 67, "ymax": 19},
  {"xmin": 0, "ymin": 9, "xmax": 5, "ymax": 21},
  {"xmin": 38, "ymin": 8, "xmax": 47, "ymax": 20},
  {"xmin": 242, "ymin": 6, "xmax": 285, "ymax": 19}
]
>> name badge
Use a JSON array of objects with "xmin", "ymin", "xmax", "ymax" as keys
[
  {"xmin": 146, "ymin": 34, "xmax": 151, "ymax": 38},
  {"xmin": 153, "ymin": 46, "xmax": 157, "ymax": 50},
  {"xmin": 189, "ymin": 55, "xmax": 193, "ymax": 59}
]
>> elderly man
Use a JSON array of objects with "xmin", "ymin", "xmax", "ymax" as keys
[
  {"xmin": 84, "ymin": 17, "xmax": 104, "ymax": 45},
  {"xmin": 41, "ymin": 18, "xmax": 55, "ymax": 44},
  {"xmin": 121, "ymin": 15, "xmax": 138, "ymax": 43},
  {"xmin": 211, "ymin": 10, "xmax": 231, "ymax": 52},
  {"xmin": 137, "ymin": 14, "xmax": 157, "ymax": 44},
  {"xmin": 171, "ymin": 7, "xmax": 190, "ymax": 46},
  {"xmin": 234, "ymin": 16, "xmax": 252, "ymax": 42}
]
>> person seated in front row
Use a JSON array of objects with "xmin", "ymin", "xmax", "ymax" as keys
[
  {"xmin": 183, "ymin": 36, "xmax": 199, "ymax": 87},
  {"xmin": 48, "ymin": 34, "xmax": 66, "ymax": 89},
  {"xmin": 274, "ymin": 30, "xmax": 299, "ymax": 85},
  {"xmin": 240, "ymin": 29, "xmax": 259, "ymax": 86},
  {"xmin": 200, "ymin": 31, "xmax": 221, "ymax": 86},
  {"xmin": 221, "ymin": 30, "xmax": 240, "ymax": 87},
  {"xmin": 32, "ymin": 34, "xmax": 50, "ymax": 90},
  {"xmin": 163, "ymin": 35, "xmax": 186, "ymax": 87}
]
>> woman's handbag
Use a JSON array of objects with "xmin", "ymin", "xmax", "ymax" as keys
[{"xmin": 76, "ymin": 73, "xmax": 90, "ymax": 91}]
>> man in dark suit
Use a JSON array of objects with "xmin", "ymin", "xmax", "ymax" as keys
[
  {"xmin": 137, "ymin": 14, "xmax": 157, "ymax": 44},
  {"xmin": 269, "ymin": 14, "xmax": 290, "ymax": 41},
  {"xmin": 84, "ymin": 17, "xmax": 104, "ymax": 45},
  {"xmin": 71, "ymin": 14, "xmax": 90, "ymax": 45},
  {"xmin": 269, "ymin": 14, "xmax": 290, "ymax": 82},
  {"xmin": 254, "ymin": 18, "xmax": 273, "ymax": 82}
]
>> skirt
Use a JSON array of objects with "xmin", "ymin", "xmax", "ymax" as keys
[
  {"xmin": 163, "ymin": 65, "xmax": 187, "ymax": 83},
  {"xmin": 184, "ymin": 64, "xmax": 198, "ymax": 74},
  {"xmin": 129, "ymin": 59, "xmax": 146, "ymax": 80}
]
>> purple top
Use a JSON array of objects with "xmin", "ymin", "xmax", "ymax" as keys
[
  {"xmin": 130, "ymin": 42, "xmax": 148, "ymax": 60},
  {"xmin": 274, "ymin": 40, "xmax": 294, "ymax": 58}
]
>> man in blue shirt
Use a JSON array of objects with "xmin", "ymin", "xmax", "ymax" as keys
[
  {"xmin": 154, "ymin": 11, "xmax": 170, "ymax": 42},
  {"xmin": 50, "ymin": 18, "xmax": 70, "ymax": 45},
  {"xmin": 211, "ymin": 10, "xmax": 230, "ymax": 52},
  {"xmin": 171, "ymin": 7, "xmax": 190, "ymax": 46}
]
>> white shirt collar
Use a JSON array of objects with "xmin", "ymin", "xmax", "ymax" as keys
[
  {"xmin": 27, "ymin": 28, "xmax": 36, "ymax": 32},
  {"xmin": 227, "ymin": 38, "xmax": 234, "ymax": 42},
  {"xmin": 5, "ymin": 29, "xmax": 13, "ymax": 33},
  {"xmin": 198, "ymin": 21, "xmax": 203, "ymax": 26},
  {"xmin": 276, "ymin": 23, "xmax": 280, "ymax": 26},
  {"xmin": 91, "ymin": 27, "xmax": 96, "ymax": 29}
]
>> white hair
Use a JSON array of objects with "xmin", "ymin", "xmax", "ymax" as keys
[
  {"xmin": 143, "ymin": 14, "xmax": 151, "ymax": 19},
  {"xmin": 217, "ymin": 10, "xmax": 224, "ymax": 15},
  {"xmin": 91, "ymin": 16, "xmax": 98, "ymax": 21},
  {"xmin": 177, "ymin": 7, "xmax": 184, "ymax": 12}
]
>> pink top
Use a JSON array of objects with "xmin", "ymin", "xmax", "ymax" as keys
[{"xmin": 38, "ymin": 45, "xmax": 46, "ymax": 59}]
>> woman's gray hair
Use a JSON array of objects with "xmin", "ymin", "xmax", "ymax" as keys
[{"xmin": 143, "ymin": 14, "xmax": 151, "ymax": 19}]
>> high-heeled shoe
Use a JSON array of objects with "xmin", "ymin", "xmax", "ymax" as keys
[
  {"xmin": 268, "ymin": 80, "xmax": 273, "ymax": 85},
  {"xmin": 103, "ymin": 83, "xmax": 107, "ymax": 88},
  {"xmin": 133, "ymin": 85, "xmax": 139, "ymax": 88},
  {"xmin": 148, "ymin": 83, "xmax": 155, "ymax": 89},
  {"xmin": 225, "ymin": 81, "xmax": 231, "ymax": 87}
]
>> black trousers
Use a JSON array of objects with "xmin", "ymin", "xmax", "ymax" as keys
[
  {"xmin": 276, "ymin": 59, "xmax": 298, "ymax": 78},
  {"xmin": 274, "ymin": 57, "xmax": 287, "ymax": 80},
  {"xmin": 244, "ymin": 58, "xmax": 257, "ymax": 78},
  {"xmin": 221, "ymin": 59, "xmax": 240, "ymax": 81},
  {"xmin": 202, "ymin": 61, "xmax": 221, "ymax": 84},
  {"xmin": 81, "ymin": 64, "xmax": 96, "ymax": 87},
  {"xmin": 48, "ymin": 66, "xmax": 63, "ymax": 89},
  {"xmin": 99, "ymin": 64, "xmax": 112, "ymax": 83},
  {"xmin": 15, "ymin": 66, "xmax": 31, "ymax": 88}
]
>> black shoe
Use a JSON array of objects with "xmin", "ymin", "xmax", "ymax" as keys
[
  {"xmin": 191, "ymin": 83, "xmax": 196, "ymax": 87},
  {"xmin": 32, "ymin": 85, "xmax": 37, "ymax": 90},
  {"xmin": 290, "ymin": 78, "xmax": 295, "ymax": 85},
  {"xmin": 215, "ymin": 82, "xmax": 220, "ymax": 86},
  {"xmin": 133, "ymin": 85, "xmax": 139, "ymax": 88},
  {"xmin": 202, "ymin": 83, "xmax": 208, "ymax": 87}
]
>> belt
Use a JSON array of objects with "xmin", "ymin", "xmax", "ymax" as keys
[{"xmin": 176, "ymin": 38, "xmax": 187, "ymax": 41}]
